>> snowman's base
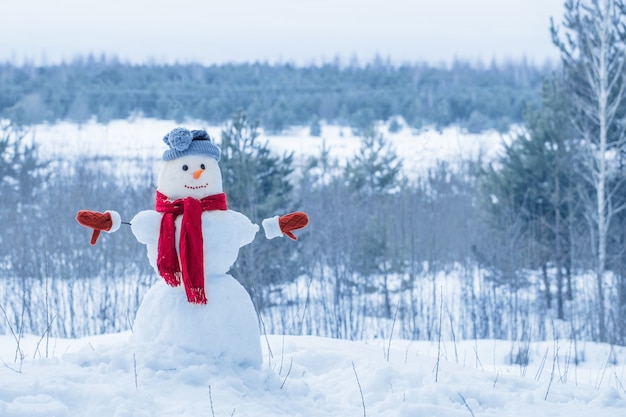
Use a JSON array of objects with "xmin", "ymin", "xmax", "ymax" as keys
[{"xmin": 131, "ymin": 274, "xmax": 262, "ymax": 369}]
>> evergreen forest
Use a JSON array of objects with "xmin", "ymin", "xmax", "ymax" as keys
[
  {"xmin": 0, "ymin": 56, "xmax": 548, "ymax": 133},
  {"xmin": 2, "ymin": 0, "xmax": 626, "ymax": 351}
]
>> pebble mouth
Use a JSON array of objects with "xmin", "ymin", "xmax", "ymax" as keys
[{"xmin": 184, "ymin": 183, "xmax": 209, "ymax": 190}]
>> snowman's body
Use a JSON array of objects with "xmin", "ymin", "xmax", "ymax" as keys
[
  {"xmin": 129, "ymin": 150, "xmax": 264, "ymax": 368},
  {"xmin": 130, "ymin": 209, "xmax": 263, "ymax": 368},
  {"xmin": 131, "ymin": 209, "xmax": 258, "ymax": 278}
]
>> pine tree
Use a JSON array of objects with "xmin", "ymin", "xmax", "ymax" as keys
[
  {"xmin": 218, "ymin": 111, "xmax": 301, "ymax": 313},
  {"xmin": 344, "ymin": 129, "xmax": 403, "ymax": 197},
  {"xmin": 309, "ymin": 116, "xmax": 322, "ymax": 137},
  {"xmin": 343, "ymin": 129, "xmax": 404, "ymax": 318},
  {"xmin": 480, "ymin": 78, "xmax": 578, "ymax": 320},
  {"xmin": 0, "ymin": 122, "xmax": 47, "ymax": 281}
]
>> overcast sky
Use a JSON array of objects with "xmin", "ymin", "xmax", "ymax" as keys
[{"xmin": 1, "ymin": 0, "xmax": 565, "ymax": 66}]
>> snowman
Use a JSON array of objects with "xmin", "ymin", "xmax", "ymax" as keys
[{"xmin": 76, "ymin": 127, "xmax": 308, "ymax": 368}]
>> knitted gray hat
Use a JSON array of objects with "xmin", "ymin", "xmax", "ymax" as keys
[{"xmin": 162, "ymin": 127, "xmax": 221, "ymax": 161}]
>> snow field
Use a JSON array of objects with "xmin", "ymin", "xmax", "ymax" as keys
[
  {"xmin": 1, "ymin": 333, "xmax": 625, "ymax": 417},
  {"xmin": 1, "ymin": 118, "xmax": 624, "ymax": 416},
  {"xmin": 26, "ymin": 117, "xmax": 509, "ymax": 179}
]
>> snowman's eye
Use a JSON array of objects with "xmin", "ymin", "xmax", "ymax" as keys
[
  {"xmin": 200, "ymin": 164, "xmax": 206, "ymax": 170},
  {"xmin": 182, "ymin": 165, "xmax": 189, "ymax": 171}
]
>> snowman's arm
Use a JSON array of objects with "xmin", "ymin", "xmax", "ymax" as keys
[
  {"xmin": 106, "ymin": 211, "xmax": 122, "ymax": 232},
  {"xmin": 262, "ymin": 212, "xmax": 309, "ymax": 241},
  {"xmin": 130, "ymin": 210, "xmax": 162, "ymax": 244},
  {"xmin": 228, "ymin": 210, "xmax": 260, "ymax": 247},
  {"xmin": 262, "ymin": 216, "xmax": 283, "ymax": 239}
]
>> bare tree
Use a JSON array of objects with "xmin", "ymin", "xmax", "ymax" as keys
[{"xmin": 551, "ymin": 0, "xmax": 626, "ymax": 341}]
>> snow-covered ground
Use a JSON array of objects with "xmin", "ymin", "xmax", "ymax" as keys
[
  {"xmin": 1, "ymin": 332, "xmax": 625, "ymax": 416},
  {"xmin": 27, "ymin": 117, "xmax": 510, "ymax": 179},
  {"xmin": 5, "ymin": 118, "xmax": 624, "ymax": 416}
]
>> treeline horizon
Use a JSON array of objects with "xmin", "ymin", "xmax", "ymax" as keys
[{"xmin": 0, "ymin": 54, "xmax": 552, "ymax": 133}]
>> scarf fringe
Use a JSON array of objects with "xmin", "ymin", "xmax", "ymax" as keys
[
  {"xmin": 160, "ymin": 270, "xmax": 182, "ymax": 287},
  {"xmin": 187, "ymin": 287, "xmax": 208, "ymax": 304}
]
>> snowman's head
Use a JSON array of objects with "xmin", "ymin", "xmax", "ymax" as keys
[
  {"xmin": 157, "ymin": 155, "xmax": 223, "ymax": 200},
  {"xmin": 157, "ymin": 127, "xmax": 223, "ymax": 200}
]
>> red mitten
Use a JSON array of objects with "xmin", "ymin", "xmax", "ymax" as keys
[
  {"xmin": 76, "ymin": 210, "xmax": 114, "ymax": 245},
  {"xmin": 279, "ymin": 211, "xmax": 309, "ymax": 240}
]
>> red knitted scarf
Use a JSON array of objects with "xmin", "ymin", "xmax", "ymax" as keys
[{"xmin": 155, "ymin": 190, "xmax": 228, "ymax": 304}]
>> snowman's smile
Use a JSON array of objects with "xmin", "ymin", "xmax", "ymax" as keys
[{"xmin": 185, "ymin": 183, "xmax": 209, "ymax": 190}]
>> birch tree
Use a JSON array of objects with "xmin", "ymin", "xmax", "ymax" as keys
[{"xmin": 551, "ymin": 0, "xmax": 626, "ymax": 341}]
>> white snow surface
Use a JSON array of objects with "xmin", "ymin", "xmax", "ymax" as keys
[
  {"xmin": 5, "ymin": 118, "xmax": 624, "ymax": 415},
  {"xmin": 27, "ymin": 117, "xmax": 511, "ymax": 179},
  {"xmin": 1, "ymin": 333, "xmax": 625, "ymax": 416}
]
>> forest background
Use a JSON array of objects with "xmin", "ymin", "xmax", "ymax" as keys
[{"xmin": 2, "ymin": 0, "xmax": 626, "ymax": 355}]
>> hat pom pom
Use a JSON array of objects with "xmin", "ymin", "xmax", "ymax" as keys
[
  {"xmin": 191, "ymin": 129, "xmax": 210, "ymax": 141},
  {"xmin": 164, "ymin": 127, "xmax": 193, "ymax": 151}
]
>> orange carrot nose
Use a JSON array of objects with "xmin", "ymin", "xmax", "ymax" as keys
[{"xmin": 193, "ymin": 168, "xmax": 204, "ymax": 179}]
